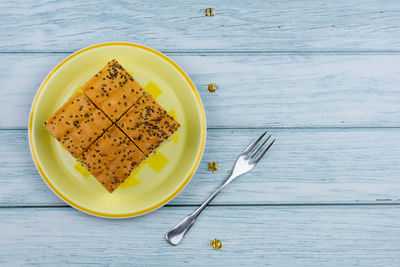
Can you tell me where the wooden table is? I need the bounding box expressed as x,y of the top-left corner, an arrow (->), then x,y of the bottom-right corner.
1,1 -> 400,265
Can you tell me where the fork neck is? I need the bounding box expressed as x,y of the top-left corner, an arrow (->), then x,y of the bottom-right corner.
191,172 -> 239,218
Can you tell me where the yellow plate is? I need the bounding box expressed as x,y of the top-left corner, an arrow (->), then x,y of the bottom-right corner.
28,42 -> 206,218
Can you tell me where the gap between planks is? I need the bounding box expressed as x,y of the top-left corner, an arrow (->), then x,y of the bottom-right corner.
3,50 -> 400,55
1,202 -> 400,209
3,126 -> 400,131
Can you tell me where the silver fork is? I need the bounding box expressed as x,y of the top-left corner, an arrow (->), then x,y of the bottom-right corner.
165,131 -> 275,245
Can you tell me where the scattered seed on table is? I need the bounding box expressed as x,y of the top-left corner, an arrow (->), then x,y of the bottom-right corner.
207,83 -> 217,93
205,8 -> 215,16
208,162 -> 218,172
210,239 -> 223,250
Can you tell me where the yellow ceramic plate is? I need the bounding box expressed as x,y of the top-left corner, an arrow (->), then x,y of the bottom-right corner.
29,42 -> 206,218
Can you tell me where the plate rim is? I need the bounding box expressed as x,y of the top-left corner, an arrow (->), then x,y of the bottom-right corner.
28,42 -> 206,218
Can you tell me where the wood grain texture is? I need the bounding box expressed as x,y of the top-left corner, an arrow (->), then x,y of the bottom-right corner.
2,128 -> 400,206
1,1 -> 400,264
1,206 -> 399,266
1,53 -> 400,128
1,1 -> 400,52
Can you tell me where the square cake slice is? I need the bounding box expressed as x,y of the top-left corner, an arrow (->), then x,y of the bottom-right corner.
79,125 -> 145,193
116,93 -> 180,156
82,59 -> 145,121
45,92 -> 112,158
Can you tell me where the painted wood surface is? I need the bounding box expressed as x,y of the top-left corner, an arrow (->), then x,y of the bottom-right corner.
1,0 -> 400,265
1,53 -> 400,128
1,128 -> 400,206
1,0 -> 400,52
1,206 -> 400,266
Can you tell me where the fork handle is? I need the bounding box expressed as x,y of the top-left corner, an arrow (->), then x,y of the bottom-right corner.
165,173 -> 238,245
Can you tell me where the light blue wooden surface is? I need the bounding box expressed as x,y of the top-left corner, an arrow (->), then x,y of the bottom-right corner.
1,206 -> 400,266
2,128 -> 400,205
2,53 -> 400,128
1,1 -> 400,266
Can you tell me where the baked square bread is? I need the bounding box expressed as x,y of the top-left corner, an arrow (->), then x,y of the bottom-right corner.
45,92 -> 112,158
79,125 -> 146,193
117,93 -> 180,156
45,59 -> 180,193
82,59 -> 145,121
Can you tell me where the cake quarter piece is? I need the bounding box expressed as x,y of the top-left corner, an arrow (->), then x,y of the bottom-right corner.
82,59 -> 145,121
79,125 -> 146,193
45,92 -> 112,158
117,93 -> 180,156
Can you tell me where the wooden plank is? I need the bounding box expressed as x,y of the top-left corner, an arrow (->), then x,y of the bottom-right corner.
2,128 -> 400,206
1,206 -> 399,266
1,1 -> 400,52
2,53 -> 400,128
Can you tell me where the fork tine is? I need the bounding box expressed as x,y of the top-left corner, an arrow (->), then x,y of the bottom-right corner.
242,131 -> 267,155
249,135 -> 271,159
251,139 -> 275,164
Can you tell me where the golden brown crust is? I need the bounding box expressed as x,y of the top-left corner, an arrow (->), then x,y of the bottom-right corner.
45,59 -> 180,193
117,93 -> 180,156
45,92 -> 112,158
82,59 -> 145,121
79,125 -> 145,193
